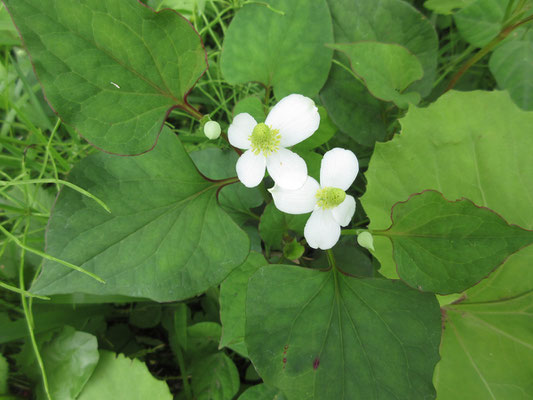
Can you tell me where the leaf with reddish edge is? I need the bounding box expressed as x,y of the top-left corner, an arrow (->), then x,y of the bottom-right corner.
361,91 -> 533,279
3,0 -> 207,155
435,245 -> 533,399
376,190 -> 533,294
245,264 -> 441,400
30,129 -> 249,302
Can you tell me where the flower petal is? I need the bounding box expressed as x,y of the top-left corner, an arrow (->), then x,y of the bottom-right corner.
265,94 -> 320,147
320,148 -> 359,191
236,150 -> 266,188
304,208 -> 341,250
269,177 -> 319,214
331,195 -> 356,227
266,148 -> 307,190
228,113 -> 256,149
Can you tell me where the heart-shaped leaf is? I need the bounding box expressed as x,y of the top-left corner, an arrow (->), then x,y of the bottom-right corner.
361,90 -> 533,278
321,0 -> 438,145
329,42 -> 424,108
434,245 -> 533,399
326,0 -> 438,96
221,0 -> 333,99
246,265 -> 441,400
4,0 -> 207,155
378,190 -> 533,294
31,129 -> 249,301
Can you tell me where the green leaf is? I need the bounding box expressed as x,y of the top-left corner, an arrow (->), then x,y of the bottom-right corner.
221,0 -> 333,99
320,65 -> 388,146
0,354 -> 7,395
219,252 -> 267,356
38,326 -> 99,400
329,42 -> 423,108
187,322 -> 222,359
77,351 -> 172,400
4,0 -> 207,155
259,203 -> 307,249
489,39 -> 533,110
31,130 -> 249,301
129,303 -> 162,329
434,245 -> 533,399
424,0 -> 477,14
361,90 -> 533,279
378,190 -> 533,294
0,304 -> 110,344
190,352 -> 240,400
233,96 -> 266,122
283,240 -> 304,261
238,384 -> 287,400
454,0 -> 509,47
190,148 -> 263,221
326,0 -> 438,96
245,265 -> 441,400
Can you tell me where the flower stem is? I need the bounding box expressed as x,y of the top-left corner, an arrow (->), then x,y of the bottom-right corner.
326,249 -> 337,271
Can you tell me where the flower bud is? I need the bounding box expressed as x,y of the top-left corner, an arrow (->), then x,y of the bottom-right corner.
204,121 -> 221,140
357,231 -> 375,251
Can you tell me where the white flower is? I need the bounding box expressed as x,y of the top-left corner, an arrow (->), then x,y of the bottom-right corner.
228,94 -> 320,189
269,148 -> 359,250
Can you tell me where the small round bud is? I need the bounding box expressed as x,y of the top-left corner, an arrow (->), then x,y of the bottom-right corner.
204,121 -> 221,140
357,231 -> 375,251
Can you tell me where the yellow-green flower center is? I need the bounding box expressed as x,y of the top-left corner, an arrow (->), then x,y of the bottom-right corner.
249,123 -> 281,156
316,187 -> 346,209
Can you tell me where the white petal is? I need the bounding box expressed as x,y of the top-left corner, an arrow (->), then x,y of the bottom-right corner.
266,148 -> 307,190
331,195 -> 356,227
236,150 -> 266,188
320,148 -> 359,191
269,177 -> 319,214
304,208 -> 341,250
228,113 -> 256,149
265,94 -> 320,147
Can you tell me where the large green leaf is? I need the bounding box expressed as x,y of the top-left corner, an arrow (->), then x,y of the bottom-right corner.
4,0 -> 207,155
454,0 -> 509,47
320,65 -> 388,146
377,190 -> 533,294
326,0 -> 438,96
219,252 -> 267,356
77,351 -> 172,400
37,326 -> 99,400
361,90 -> 533,279
424,0 -> 477,14
489,39 -> 533,110
238,384 -> 287,400
329,42 -> 424,108
220,0 -> 333,99
245,265 -> 441,400
434,245 -> 533,399
190,353 -> 240,400
31,130 -> 249,301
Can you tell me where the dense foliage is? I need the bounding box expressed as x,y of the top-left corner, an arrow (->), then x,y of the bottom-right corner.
0,0 -> 532,399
